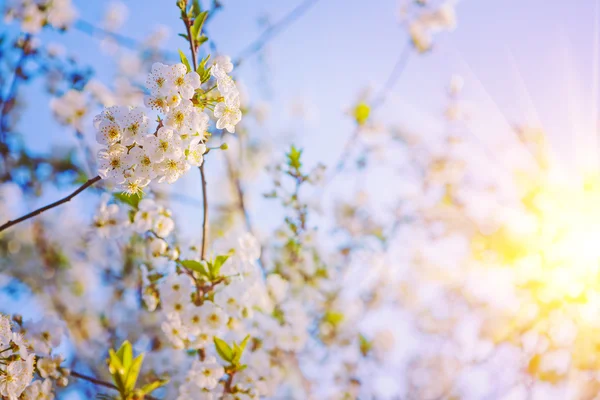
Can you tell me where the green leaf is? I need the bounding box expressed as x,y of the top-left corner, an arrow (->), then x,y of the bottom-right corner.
214,337 -> 233,362
178,33 -> 189,40
178,49 -> 191,73
287,145 -> 302,171
210,253 -> 231,277
324,311 -> 344,326
353,102 -> 370,126
108,349 -> 126,393
140,379 -> 169,395
239,334 -> 251,352
359,333 -> 372,357
191,11 -> 208,41
108,349 -> 124,376
180,259 -> 210,277
117,340 -> 133,371
124,354 -> 144,393
113,192 -> 143,209
191,0 -> 201,17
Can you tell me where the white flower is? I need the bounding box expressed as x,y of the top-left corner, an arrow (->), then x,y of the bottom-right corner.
146,127 -> 183,163
165,100 -> 201,136
214,94 -> 241,133
161,316 -> 188,349
27,317 -> 64,355
214,281 -> 248,317
37,356 -> 62,379
97,144 -> 128,182
157,154 -> 189,184
170,64 -> 201,100
160,273 -> 194,304
126,144 -> 157,181
190,356 -> 224,389
213,56 -> 233,74
0,354 -> 35,400
22,378 -> 54,400
266,274 -> 289,303
0,314 -> 12,347
21,4 -> 44,34
153,215 -> 175,238
50,90 -> 88,130
186,138 -> 207,167
121,107 -> 149,146
11,332 -> 30,360
147,63 -> 175,96
202,302 -> 226,333
212,65 -> 236,95
133,199 -> 160,232
47,0 -> 77,29
93,199 -> 130,238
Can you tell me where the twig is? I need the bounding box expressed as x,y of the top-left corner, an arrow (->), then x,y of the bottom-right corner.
73,20 -> 178,61
371,40 -> 412,108
328,41 -> 412,181
181,7 -> 209,260
233,0 -> 320,67
199,164 -> 209,260
0,175 -> 101,232
71,370 -> 159,400
71,371 -> 117,391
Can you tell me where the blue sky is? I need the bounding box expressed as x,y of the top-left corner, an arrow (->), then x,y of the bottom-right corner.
3,0 -> 599,236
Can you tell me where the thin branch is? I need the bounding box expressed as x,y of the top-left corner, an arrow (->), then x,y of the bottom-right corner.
371,40 -> 412,108
328,41 -> 413,181
73,20 -> 178,61
199,164 -> 209,260
0,175 -> 101,233
233,0 -> 320,67
181,6 -> 209,260
71,370 -> 159,400
71,371 -> 117,391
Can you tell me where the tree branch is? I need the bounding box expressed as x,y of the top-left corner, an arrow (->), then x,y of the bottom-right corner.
0,175 -> 101,233
182,3 -> 209,260
71,370 -> 159,400
233,0 -> 320,67
71,371 -> 117,391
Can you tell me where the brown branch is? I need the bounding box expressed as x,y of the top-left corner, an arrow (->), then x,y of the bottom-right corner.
0,175 -> 101,233
181,5 -> 209,261
72,370 -> 159,400
71,371 -> 117,391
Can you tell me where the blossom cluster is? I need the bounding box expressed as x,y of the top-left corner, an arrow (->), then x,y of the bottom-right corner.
401,0 -> 457,52
0,315 -> 35,399
94,60 -> 241,194
4,0 -> 77,34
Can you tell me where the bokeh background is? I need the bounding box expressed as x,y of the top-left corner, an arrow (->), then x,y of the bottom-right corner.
3,0 -> 600,399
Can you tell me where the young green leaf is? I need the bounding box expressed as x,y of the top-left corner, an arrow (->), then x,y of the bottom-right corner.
214,337 -> 233,362
124,354 -> 144,393
287,145 -> 303,170
180,259 -> 210,277
140,379 -> 169,395
353,102 -> 370,126
178,49 -> 191,73
113,192 -> 143,209
191,11 -> 208,41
